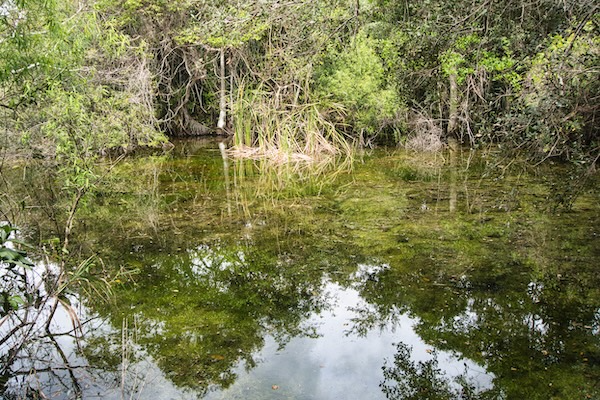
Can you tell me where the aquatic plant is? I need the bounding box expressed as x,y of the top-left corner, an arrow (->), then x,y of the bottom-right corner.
230,81 -> 353,163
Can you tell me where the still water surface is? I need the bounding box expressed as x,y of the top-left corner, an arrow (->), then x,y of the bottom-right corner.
2,139 -> 599,399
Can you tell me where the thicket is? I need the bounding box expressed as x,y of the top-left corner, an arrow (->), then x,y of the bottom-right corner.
369,0 -> 599,162
1,0 -> 598,162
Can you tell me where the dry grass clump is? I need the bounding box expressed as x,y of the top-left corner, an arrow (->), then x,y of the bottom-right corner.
405,113 -> 445,152
228,145 -> 314,164
228,129 -> 344,165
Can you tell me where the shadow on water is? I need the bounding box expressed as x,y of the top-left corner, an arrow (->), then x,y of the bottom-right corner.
1,138 -> 599,399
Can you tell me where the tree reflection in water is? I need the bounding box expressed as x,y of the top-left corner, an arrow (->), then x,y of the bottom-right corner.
0,263 -> 85,399
381,342 -> 499,400
2,143 -> 599,399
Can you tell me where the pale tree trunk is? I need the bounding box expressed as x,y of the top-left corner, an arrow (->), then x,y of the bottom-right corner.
217,48 -> 227,132
219,141 -> 232,216
448,137 -> 458,213
448,73 -> 458,137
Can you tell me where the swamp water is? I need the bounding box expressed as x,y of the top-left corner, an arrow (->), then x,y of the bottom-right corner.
2,139 -> 600,399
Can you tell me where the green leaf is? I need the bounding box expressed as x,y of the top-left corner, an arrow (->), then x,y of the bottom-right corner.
58,294 -> 72,306
0,247 -> 20,261
10,239 -> 35,249
9,295 -> 25,310
0,225 -> 14,242
0,246 -> 34,268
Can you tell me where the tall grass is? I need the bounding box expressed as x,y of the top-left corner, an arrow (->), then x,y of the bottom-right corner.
230,82 -> 353,163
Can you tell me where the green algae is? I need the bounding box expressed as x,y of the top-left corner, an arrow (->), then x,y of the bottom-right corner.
5,139 -> 599,399
75,141 -> 600,398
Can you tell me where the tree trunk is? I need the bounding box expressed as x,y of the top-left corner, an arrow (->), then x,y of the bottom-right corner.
219,141 -> 232,216
217,48 -> 227,132
448,137 -> 458,213
448,73 -> 459,138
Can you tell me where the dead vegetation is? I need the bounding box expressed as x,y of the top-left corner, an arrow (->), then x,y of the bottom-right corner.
405,112 -> 446,152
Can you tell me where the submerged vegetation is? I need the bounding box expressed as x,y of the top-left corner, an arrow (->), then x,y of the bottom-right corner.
2,143 -> 599,398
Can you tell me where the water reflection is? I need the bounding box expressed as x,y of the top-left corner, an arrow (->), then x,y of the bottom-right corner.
87,240 -> 332,396
0,261 -> 86,399
2,140 -> 599,399
204,280 -> 491,400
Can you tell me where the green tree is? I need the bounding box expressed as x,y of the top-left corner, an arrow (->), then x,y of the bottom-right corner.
316,30 -> 403,140
368,0 -> 598,160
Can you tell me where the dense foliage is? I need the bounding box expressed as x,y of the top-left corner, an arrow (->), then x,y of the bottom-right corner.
0,0 -> 166,154
368,0 -> 599,159
1,0 -> 597,162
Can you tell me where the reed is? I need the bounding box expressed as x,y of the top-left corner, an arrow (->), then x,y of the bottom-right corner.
230,83 -> 353,164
